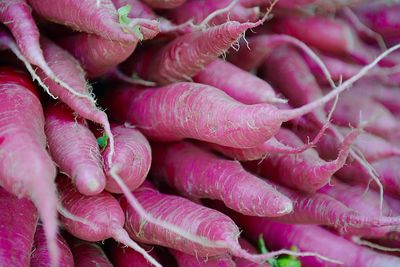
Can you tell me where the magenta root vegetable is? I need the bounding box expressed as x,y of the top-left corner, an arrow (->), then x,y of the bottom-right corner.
70,240 -> 113,267
45,102 -> 106,195
37,38 -> 115,165
59,34 -> 138,79
30,225 -> 74,267
56,175 -> 161,267
270,182 -> 400,228
165,0 -> 259,25
236,217 -> 400,267
171,249 -> 236,267
247,128 -> 359,192
0,67 -> 59,266
151,141 -> 293,217
27,0 -> 135,42
121,183 -> 335,264
0,187 -> 38,267
107,241 -> 157,267
193,59 -> 283,104
127,20 -> 259,84
102,124 -> 152,193
101,70 -> 371,149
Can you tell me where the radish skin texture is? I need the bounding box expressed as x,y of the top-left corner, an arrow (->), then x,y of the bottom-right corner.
45,102 -> 106,196
107,241 -> 157,267
297,126 -> 400,162
111,0 -> 156,19
354,2 -> 400,39
165,0 -> 259,25
59,34 -> 138,78
171,249 -> 236,267
247,128 -> 358,192
121,184 -> 242,257
57,175 -> 130,241
236,217 -> 400,267
0,0 -> 56,79
37,38 -> 115,165
193,59 -> 280,105
207,126 -> 329,161
151,142 -> 293,217
30,225 -> 74,267
319,180 -> 400,238
325,89 -> 400,140
337,157 -> 400,196
269,15 -> 374,64
235,239 -> 270,267
0,187 -> 38,267
260,45 -> 322,108
102,124 -> 151,193
101,82 -> 283,148
27,0 -> 135,42
122,183 -> 320,264
101,80 -> 355,149
56,176 -> 160,267
71,241 -> 112,267
128,21 -> 257,84
0,67 -> 59,266
141,0 -> 186,9
270,182 -> 400,228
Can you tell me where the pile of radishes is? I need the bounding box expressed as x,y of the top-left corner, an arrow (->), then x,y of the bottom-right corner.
1,0 -> 400,266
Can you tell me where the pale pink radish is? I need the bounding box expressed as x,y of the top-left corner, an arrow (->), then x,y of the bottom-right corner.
193,59 -> 284,104
30,225 -> 74,267
0,67 -> 59,266
337,157 -> 400,196
121,183 -> 340,264
165,0 -> 259,26
247,129 -> 359,192
57,175 -> 161,267
101,53 -> 393,150
58,17 -> 159,78
151,141 -> 293,217
207,125 -> 327,161
269,15 -> 389,65
171,249 -> 236,267
297,126 -> 400,162
45,102 -> 106,196
0,0 -> 84,96
107,241 -> 157,267
236,217 -> 400,267
27,0 -> 135,42
325,89 -> 400,140
0,187 -> 38,267
37,38 -> 115,166
270,181 -> 400,228
126,20 -> 262,85
102,124 -> 151,194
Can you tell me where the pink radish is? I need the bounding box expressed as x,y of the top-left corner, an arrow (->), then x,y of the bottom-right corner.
0,67 -> 59,266
45,102 -> 106,196
151,141 -> 293,217
0,187 -> 38,267
57,175 -> 161,267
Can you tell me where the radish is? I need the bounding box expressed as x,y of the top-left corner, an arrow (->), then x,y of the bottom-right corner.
27,0 -> 136,42
45,102 -> 106,195
121,183 -> 340,264
0,67 -> 59,266
0,187 -> 38,267
151,141 -> 293,217
30,225 -> 74,267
